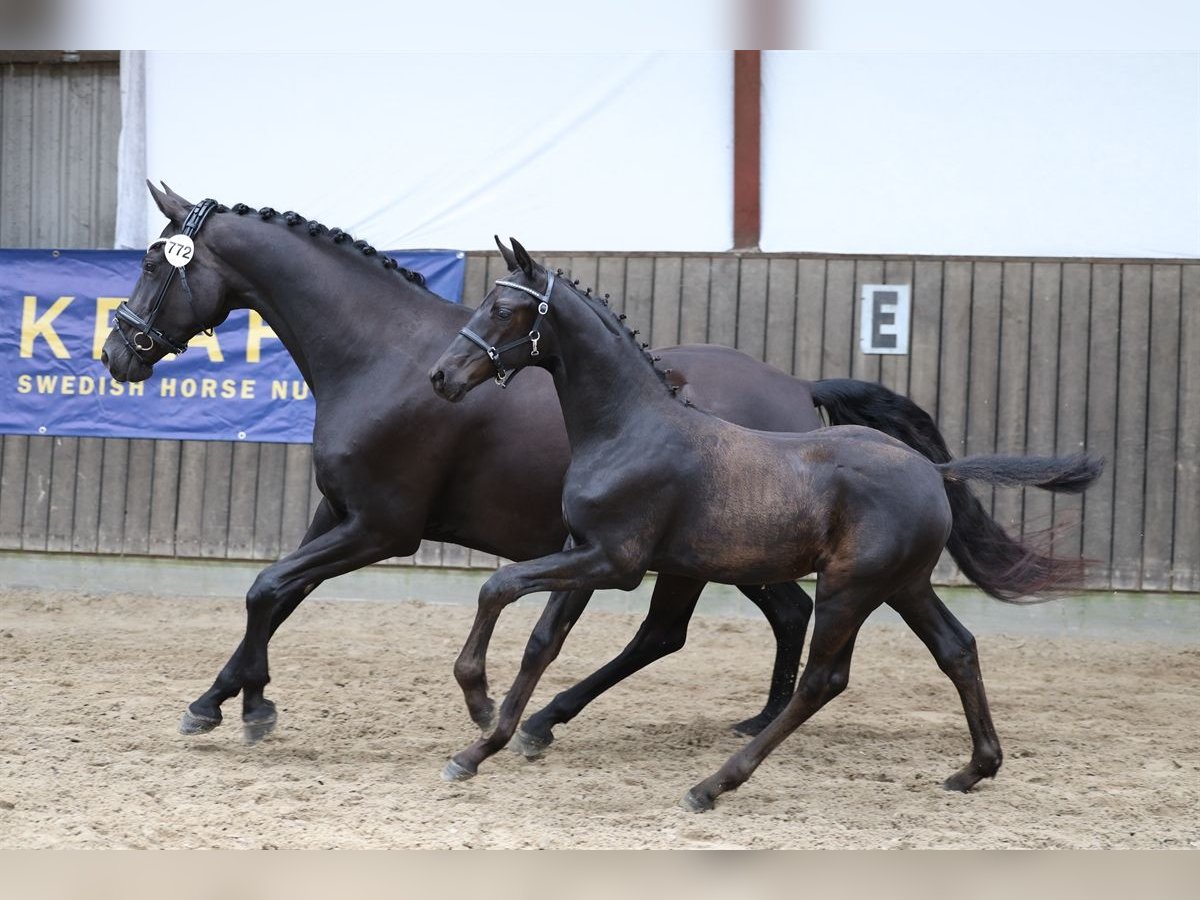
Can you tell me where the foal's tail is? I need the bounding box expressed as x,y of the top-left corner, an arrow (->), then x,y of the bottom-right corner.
810,378 -> 1103,602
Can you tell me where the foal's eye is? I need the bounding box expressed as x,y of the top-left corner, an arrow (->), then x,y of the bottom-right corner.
493,306 -> 513,320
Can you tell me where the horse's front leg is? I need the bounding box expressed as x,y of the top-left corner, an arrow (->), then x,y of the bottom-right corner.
444,543 -> 642,780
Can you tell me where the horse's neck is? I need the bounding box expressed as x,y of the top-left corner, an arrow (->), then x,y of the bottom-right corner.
548,291 -> 680,450
216,222 -> 465,391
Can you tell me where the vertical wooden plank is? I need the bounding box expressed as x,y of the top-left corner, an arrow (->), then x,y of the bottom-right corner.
21,436 -> 53,551
174,440 -> 207,558
1110,265 -> 1152,590
966,262 -> 1003,516
121,438 -> 155,556
792,259 -> 827,382
850,260 -> 884,383
226,442 -> 260,559
821,260 -> 856,379
1174,266 -> 1200,592
764,258 -> 798,374
442,541 -> 472,570
1082,264 -> 1121,589
933,262 -> 973,585
0,436 -> 29,549
707,258 -> 740,348
198,440 -> 233,559
414,540 -> 444,567
147,440 -> 181,557
279,443 -> 316,554
568,256 -> 600,298
735,257 -> 768,361
96,438 -> 129,554
595,257 -> 627,318
46,437 -> 79,552
1052,263 -> 1092,562
623,258 -> 655,339
1021,263 -> 1062,539
650,256 -> 683,349
70,437 -> 104,553
908,261 -> 944,420
466,549 -> 500,571
679,258 -> 713,346
252,442 -> 287,561
1140,265 -> 1182,590
993,262 -> 1033,534
879,260 -> 913,395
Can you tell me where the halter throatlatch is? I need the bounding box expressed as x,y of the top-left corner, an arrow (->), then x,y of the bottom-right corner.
113,198 -> 220,361
458,270 -> 555,388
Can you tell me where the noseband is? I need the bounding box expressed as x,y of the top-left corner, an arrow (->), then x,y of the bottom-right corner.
457,270 -> 555,388
113,198 -> 219,360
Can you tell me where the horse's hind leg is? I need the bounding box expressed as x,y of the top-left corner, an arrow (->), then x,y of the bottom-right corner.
890,585 -> 1003,791
731,582 -> 813,736
515,573 -> 707,755
181,498 -> 341,736
683,579 -> 878,812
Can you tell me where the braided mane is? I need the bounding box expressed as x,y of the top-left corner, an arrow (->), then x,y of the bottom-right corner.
544,265 -> 690,405
222,202 -> 428,287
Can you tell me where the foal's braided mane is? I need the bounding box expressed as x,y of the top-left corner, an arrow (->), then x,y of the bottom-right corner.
220,202 -> 428,288
545,265 -> 690,405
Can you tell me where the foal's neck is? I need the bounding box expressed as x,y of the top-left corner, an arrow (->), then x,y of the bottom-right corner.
545,286 -> 683,450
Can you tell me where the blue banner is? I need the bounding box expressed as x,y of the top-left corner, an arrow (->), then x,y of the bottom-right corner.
0,249 -> 465,443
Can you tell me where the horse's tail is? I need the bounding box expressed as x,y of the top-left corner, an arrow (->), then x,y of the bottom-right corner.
810,378 -> 1102,602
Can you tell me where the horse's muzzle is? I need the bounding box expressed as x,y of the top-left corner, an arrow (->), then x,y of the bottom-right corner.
429,366 -> 466,403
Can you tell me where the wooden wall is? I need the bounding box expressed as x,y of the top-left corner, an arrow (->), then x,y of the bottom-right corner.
2,252 -> 1197,593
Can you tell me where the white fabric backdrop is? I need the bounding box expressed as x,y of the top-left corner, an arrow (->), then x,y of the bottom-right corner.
761,51 -> 1200,257
131,51 -> 732,251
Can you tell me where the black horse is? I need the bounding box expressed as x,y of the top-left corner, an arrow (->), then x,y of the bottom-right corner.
429,239 -> 1101,811
102,185 -> 1084,751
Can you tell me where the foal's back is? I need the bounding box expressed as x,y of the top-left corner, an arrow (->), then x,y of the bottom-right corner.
647,421 -> 953,586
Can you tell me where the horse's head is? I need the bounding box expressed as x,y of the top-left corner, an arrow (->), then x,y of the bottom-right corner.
101,182 -> 235,382
430,237 -> 558,402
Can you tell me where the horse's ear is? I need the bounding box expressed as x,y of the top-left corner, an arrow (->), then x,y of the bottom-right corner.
494,235 -> 518,272
509,237 -> 536,277
146,180 -> 190,225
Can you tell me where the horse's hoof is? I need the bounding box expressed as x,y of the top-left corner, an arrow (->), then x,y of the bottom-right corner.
943,770 -> 983,793
442,758 -> 477,782
730,713 -> 772,737
509,727 -> 552,759
242,703 -> 278,745
178,708 -> 221,735
680,790 -> 714,813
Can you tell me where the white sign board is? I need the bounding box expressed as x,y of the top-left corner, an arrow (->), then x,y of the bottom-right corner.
860,284 -> 911,355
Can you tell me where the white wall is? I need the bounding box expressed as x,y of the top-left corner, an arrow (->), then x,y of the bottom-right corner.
140,51 -> 732,251
761,52 -> 1200,256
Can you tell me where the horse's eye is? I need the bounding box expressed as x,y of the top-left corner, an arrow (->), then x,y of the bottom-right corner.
143,262 -> 156,275
493,306 -> 513,320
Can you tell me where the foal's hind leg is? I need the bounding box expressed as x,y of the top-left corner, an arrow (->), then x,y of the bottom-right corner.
683,580 -> 878,812
180,499 -> 341,736
515,573 -> 707,755
731,582 -> 813,736
890,585 -> 1003,791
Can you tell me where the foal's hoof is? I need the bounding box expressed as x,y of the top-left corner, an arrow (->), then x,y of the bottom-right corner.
679,790 -> 715,813
242,701 -> 278,745
509,727 -> 552,759
442,758 -> 477,782
178,708 -> 222,735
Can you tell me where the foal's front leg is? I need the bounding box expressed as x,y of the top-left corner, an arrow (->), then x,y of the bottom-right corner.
444,543 -> 642,781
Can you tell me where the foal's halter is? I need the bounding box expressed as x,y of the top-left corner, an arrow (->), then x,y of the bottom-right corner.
113,198 -> 219,360
458,270 -> 555,388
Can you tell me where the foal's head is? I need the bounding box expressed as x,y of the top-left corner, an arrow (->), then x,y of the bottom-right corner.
430,237 -> 557,401
101,182 -> 238,382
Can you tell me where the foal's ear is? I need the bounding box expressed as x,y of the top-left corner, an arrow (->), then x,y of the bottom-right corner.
494,235 -> 519,272
146,180 -> 191,225
509,237 -> 536,277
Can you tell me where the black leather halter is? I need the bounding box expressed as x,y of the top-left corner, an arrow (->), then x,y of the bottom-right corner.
458,270 -> 555,388
113,198 -> 219,360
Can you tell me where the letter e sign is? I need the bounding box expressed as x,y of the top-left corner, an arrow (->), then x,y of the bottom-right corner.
860,285 -> 910,355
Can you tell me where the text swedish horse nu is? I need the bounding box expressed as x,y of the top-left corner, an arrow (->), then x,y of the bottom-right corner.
429,240 -> 1101,811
